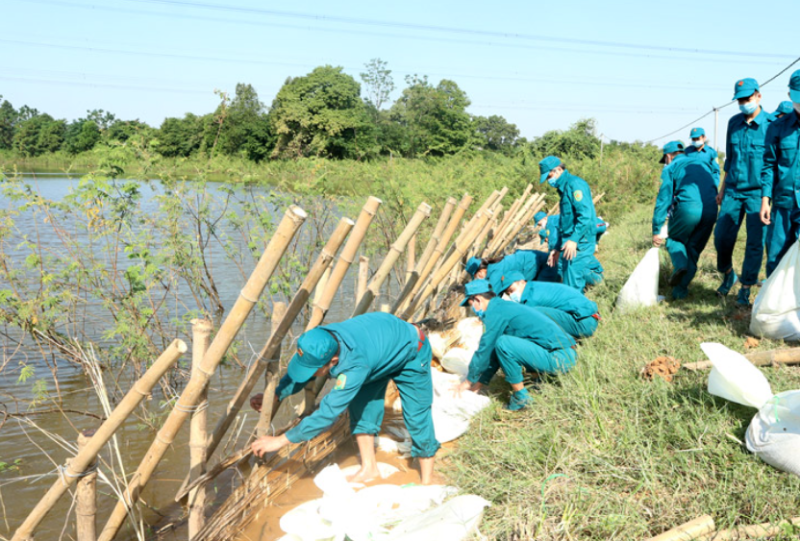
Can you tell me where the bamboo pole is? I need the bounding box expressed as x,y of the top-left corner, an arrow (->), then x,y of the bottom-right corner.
492,193 -> 546,256
356,256 -> 369,305
495,184 -> 532,237
391,197 -> 456,315
255,302 -> 287,438
398,194 -> 472,314
405,233 -> 416,284
12,339 -> 186,541
187,319 -> 213,539
192,217 -> 354,474
486,192 -> 534,255
683,347 -> 800,371
98,207 -> 309,541
307,196 -> 381,331
312,266 -> 330,307
75,429 -> 97,541
380,303 -> 391,312
646,515 -> 716,541
351,202 -> 432,317
472,205 -> 500,258
440,190 -> 497,269
697,517 -> 800,541
402,210 -> 492,320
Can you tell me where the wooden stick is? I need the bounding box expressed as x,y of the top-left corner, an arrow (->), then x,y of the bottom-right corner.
98,207 -> 309,541
683,347 -> 800,371
487,192 -> 539,255
75,429 -> 97,541
312,266 -> 330,307
351,202 -> 432,316
357,256 -> 369,305
255,302 -> 286,438
493,194 -> 546,256
406,233 -> 416,284
697,517 -> 800,540
646,515 -> 716,541
391,197 -> 456,315
307,196 -> 381,330
12,339 -> 186,541
188,318 -> 213,539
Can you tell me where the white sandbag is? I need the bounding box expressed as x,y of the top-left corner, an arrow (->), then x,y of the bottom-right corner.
440,347 -> 472,377
340,462 -> 400,480
430,370 -> 491,443
701,342 -> 773,409
427,332 -> 448,360
280,499 -> 342,541
750,240 -> 800,340
616,247 -> 660,313
385,494 -> 491,541
456,317 -> 484,350
746,390 -> 800,477
658,223 -> 668,239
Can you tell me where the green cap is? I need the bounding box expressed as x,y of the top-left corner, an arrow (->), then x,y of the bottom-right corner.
460,279 -> 492,306
287,327 -> 339,383
465,257 -> 483,277
733,78 -> 759,100
689,127 -> 705,139
534,211 -> 547,223
790,70 -> 800,103
494,270 -> 526,294
771,101 -> 794,120
539,156 -> 562,184
660,140 -> 685,164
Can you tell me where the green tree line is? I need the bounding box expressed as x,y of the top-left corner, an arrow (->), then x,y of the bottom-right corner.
0,59 -> 643,162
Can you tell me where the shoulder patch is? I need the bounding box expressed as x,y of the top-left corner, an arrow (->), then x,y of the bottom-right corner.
334,374 -> 347,390
573,190 -> 583,202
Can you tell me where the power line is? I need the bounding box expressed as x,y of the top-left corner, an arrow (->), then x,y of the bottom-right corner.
646,56 -> 800,144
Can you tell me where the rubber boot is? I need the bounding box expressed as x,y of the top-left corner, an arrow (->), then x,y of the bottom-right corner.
717,269 -> 738,297
736,286 -> 751,307
505,388 -> 534,411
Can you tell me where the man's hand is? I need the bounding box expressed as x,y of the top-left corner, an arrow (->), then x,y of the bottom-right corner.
547,250 -> 560,267
760,197 -> 772,225
716,189 -> 724,206
251,434 -> 290,457
562,240 -> 578,261
451,380 -> 481,398
250,393 -> 264,413
652,235 -> 663,247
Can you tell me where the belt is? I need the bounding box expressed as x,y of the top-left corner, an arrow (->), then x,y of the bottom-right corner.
413,324 -> 426,351
591,313 -> 601,321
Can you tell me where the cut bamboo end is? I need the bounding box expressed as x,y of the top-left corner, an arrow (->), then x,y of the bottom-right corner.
288,205 -> 308,221
647,515 -> 716,541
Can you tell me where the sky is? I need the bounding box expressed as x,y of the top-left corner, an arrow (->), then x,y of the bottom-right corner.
2,0 -> 798,150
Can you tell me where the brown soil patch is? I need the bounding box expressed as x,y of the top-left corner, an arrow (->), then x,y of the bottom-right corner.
641,356 -> 681,383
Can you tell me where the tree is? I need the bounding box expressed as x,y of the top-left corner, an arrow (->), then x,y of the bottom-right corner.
269,66 -> 376,159
0,97 -> 17,150
108,119 -> 153,143
473,115 -> 520,154
13,114 -> 66,156
205,83 -> 275,161
360,58 -> 395,118
85,109 -> 117,133
388,76 -> 473,157
530,118 -> 601,159
64,120 -> 102,154
154,113 -> 204,157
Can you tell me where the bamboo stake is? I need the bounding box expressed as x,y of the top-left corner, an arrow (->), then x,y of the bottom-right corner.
391,197 -> 456,315
398,194 -> 472,314
98,207 -> 309,541
487,191 -> 535,255
255,302 -> 286,438
683,347 -> 800,371
12,339 -> 186,541
188,318 -> 213,539
351,202 -> 432,317
439,190 -> 497,269
75,429 -> 97,541
380,303 -> 391,312
488,192 -> 542,255
472,205 -> 500,258
646,515 -> 716,541
697,517 -> 800,541
192,217 -> 354,475
402,210 -> 492,320
307,196 -> 381,331
493,194 -> 546,256
312,266 -> 330,307
405,233 -> 416,284
356,256 -> 369,305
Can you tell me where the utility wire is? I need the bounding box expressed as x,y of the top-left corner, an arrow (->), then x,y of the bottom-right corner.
646,56 -> 800,144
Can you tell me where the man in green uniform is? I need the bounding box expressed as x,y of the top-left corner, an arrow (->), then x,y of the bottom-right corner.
685,127 -> 721,184
453,280 -> 576,411
652,141 -> 718,299
493,270 -> 600,338
539,155 -> 602,291
250,312 -> 439,484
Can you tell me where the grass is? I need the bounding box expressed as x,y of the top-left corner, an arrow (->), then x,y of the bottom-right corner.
445,205 -> 800,540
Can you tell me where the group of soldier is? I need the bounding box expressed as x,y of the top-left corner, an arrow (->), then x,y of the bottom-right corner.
653,71 -> 800,303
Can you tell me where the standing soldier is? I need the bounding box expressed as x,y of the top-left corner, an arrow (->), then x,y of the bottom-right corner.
685,127 -> 720,184
770,101 -> 794,121
539,156 -> 603,291
760,71 -> 800,277
250,312 -> 439,484
714,78 -> 770,305
652,141 -> 718,299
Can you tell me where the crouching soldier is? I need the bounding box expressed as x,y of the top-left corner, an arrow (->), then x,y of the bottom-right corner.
494,270 -> 600,339
250,312 -> 440,484
454,279 -> 576,411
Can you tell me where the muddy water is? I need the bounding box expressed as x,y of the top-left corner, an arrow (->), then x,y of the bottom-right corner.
0,174 -> 403,540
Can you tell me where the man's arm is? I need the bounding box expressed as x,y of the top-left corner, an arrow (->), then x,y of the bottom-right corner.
652,166 -> 674,236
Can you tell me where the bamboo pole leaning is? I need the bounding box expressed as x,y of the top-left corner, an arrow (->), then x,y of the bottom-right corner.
356,256 -> 369,305
646,515 -> 716,541
487,192 -> 542,256
75,429 -> 97,541
12,339 -> 187,541
188,318 -> 213,539
492,193 -> 547,256
683,347 -> 800,371
190,217 -> 354,481
391,197 -> 456,315
486,191 -> 535,255
255,302 -> 287,438
97,206 -> 308,541
697,517 -> 800,541
437,190 -> 498,271
351,202 -> 432,317
402,209 -> 493,321
307,196 -> 381,331
396,194 -> 472,315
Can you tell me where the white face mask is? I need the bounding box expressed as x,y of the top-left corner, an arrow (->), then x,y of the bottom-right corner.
692,138 -> 704,148
794,102 -> 800,114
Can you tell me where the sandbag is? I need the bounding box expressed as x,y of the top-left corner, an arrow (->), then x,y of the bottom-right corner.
456,317 -> 483,350
750,240 -> 800,340
616,247 -> 660,313
702,342 -> 773,409
440,347 -> 472,377
430,369 -> 491,443
385,494 -> 491,541
427,332 -> 448,360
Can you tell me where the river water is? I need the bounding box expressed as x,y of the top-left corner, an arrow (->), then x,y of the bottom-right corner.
0,173 -> 399,540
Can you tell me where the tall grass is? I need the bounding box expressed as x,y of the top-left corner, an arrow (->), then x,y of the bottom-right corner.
446,206 -> 800,540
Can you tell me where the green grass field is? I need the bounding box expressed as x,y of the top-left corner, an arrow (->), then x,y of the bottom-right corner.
445,206 -> 800,540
